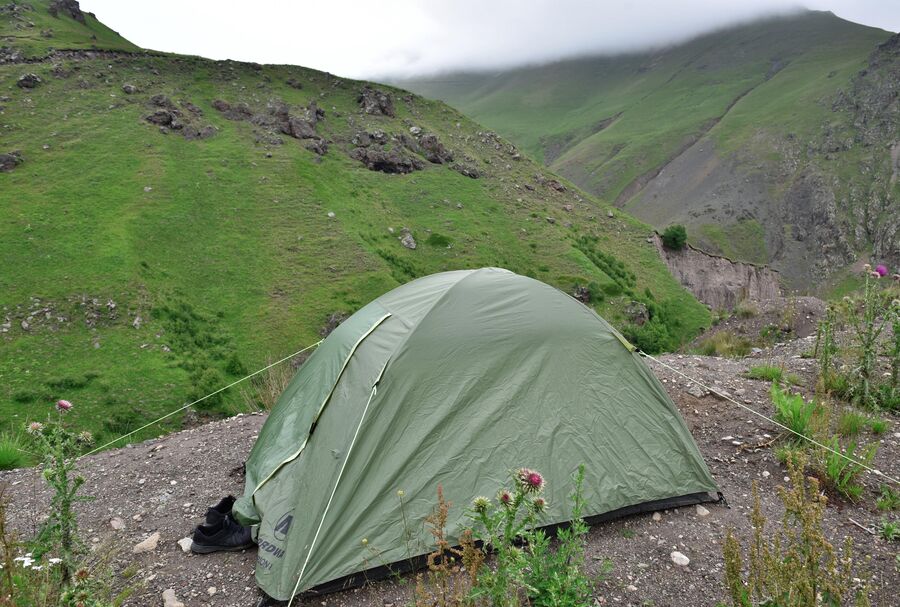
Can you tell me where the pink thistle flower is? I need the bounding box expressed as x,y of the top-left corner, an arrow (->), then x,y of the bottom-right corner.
875,265 -> 888,277
516,468 -> 545,493
497,489 -> 513,507
532,497 -> 548,512
56,399 -> 72,412
871,271 -> 881,279
26,421 -> 43,435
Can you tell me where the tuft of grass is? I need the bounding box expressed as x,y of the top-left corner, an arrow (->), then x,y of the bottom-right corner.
771,384 -> 817,443
697,331 -> 752,357
837,410 -> 867,437
735,299 -> 759,319
867,417 -> 888,435
746,365 -> 783,382
0,434 -> 27,471
820,436 -> 877,501
877,485 -> 900,511
879,519 -> 899,542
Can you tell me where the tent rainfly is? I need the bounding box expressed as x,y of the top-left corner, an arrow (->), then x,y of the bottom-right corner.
233,268 -> 718,601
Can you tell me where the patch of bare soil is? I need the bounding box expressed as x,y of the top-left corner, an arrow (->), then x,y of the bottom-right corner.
2,336 -> 898,607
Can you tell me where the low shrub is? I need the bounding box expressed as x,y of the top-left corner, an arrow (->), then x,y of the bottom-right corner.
697,331 -> 752,357
661,224 -> 687,250
722,452 -> 870,607
820,436 -> 877,501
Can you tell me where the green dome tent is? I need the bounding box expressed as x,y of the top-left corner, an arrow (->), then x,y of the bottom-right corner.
233,268 -> 718,601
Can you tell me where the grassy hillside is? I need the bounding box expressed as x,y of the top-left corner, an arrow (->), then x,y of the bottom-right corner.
400,12 -> 899,289
0,1 -> 709,449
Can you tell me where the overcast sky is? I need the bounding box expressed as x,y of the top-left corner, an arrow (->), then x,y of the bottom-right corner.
80,1 -> 899,79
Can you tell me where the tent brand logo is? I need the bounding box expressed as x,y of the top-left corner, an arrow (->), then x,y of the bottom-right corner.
273,511 -> 294,541
258,540 -> 284,559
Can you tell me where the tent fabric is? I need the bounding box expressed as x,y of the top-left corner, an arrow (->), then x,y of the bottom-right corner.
233,268 -> 718,601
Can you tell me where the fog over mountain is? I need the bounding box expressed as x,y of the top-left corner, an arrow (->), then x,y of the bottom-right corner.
80,0 -> 899,78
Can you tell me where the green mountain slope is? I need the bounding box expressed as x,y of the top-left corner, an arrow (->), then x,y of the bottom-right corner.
400,12 -> 899,289
0,1 -> 708,446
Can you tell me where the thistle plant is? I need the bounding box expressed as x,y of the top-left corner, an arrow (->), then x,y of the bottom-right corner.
840,266 -> 897,409
24,400 -> 95,582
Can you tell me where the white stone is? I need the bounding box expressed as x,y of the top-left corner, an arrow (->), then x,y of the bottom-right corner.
133,531 -> 160,554
327,211 -> 335,218
670,551 -> 690,567
695,505 -> 710,517
109,516 -> 125,530
162,589 -> 185,607
207,586 -> 217,596
762,471 -> 770,478
177,537 -> 193,553
651,512 -> 661,522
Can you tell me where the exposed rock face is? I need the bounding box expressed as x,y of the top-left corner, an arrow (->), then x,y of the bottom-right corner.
357,86 -> 395,117
652,235 -> 781,310
212,98 -> 325,150
48,0 -> 85,23
451,163 -> 479,179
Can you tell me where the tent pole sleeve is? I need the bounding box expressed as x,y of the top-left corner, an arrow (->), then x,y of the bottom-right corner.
287,367 -> 384,605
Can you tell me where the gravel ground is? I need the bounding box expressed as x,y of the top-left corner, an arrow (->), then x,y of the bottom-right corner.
2,336 -> 898,607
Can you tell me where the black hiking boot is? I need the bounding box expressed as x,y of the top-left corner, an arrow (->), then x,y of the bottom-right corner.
205,495 -> 236,525
191,516 -> 255,554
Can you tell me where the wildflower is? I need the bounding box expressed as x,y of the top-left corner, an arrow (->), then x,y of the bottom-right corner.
56,399 -> 73,412
48,557 -> 62,565
77,431 -> 94,445
497,489 -> 513,507
893,273 -> 900,282
471,496 -> 491,513
875,264 -> 888,277
532,497 -> 548,512
26,421 -> 43,435
863,263 -> 872,272
75,568 -> 90,581
871,271 -> 881,279
516,468 -> 545,493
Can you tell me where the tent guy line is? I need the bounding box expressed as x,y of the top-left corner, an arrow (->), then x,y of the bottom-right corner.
79,339 -> 325,459
639,351 -> 900,487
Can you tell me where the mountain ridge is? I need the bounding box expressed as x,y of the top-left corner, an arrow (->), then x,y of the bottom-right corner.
399,11 -> 899,290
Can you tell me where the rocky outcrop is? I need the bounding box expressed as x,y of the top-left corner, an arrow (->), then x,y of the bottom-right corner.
652,235 -> 781,310
0,151 -> 23,172
357,86 -> 395,117
48,0 -> 86,23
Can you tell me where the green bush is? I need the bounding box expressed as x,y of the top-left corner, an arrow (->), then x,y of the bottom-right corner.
878,519 -> 898,542
868,418 -> 888,435
425,233 -> 451,247
661,224 -> 687,250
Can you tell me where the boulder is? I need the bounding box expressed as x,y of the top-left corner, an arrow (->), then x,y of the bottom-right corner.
417,133 -> 453,164
286,78 -> 303,89
16,73 -> 41,89
182,125 -> 217,140
121,84 -> 137,95
149,94 -> 175,109
351,130 -> 388,147
0,151 -> 23,172
145,110 -> 176,126
400,230 -> 417,249
350,147 -> 424,174
161,589 -> 185,607
451,163 -> 479,179
305,138 -> 328,156
132,531 -> 160,554
287,117 -> 317,139
357,86 -> 395,117
625,301 -> 649,325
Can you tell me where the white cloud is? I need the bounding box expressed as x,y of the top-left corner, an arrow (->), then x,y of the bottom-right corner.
80,0 -> 899,79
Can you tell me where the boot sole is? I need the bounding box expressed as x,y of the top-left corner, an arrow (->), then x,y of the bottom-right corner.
190,542 -> 255,554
